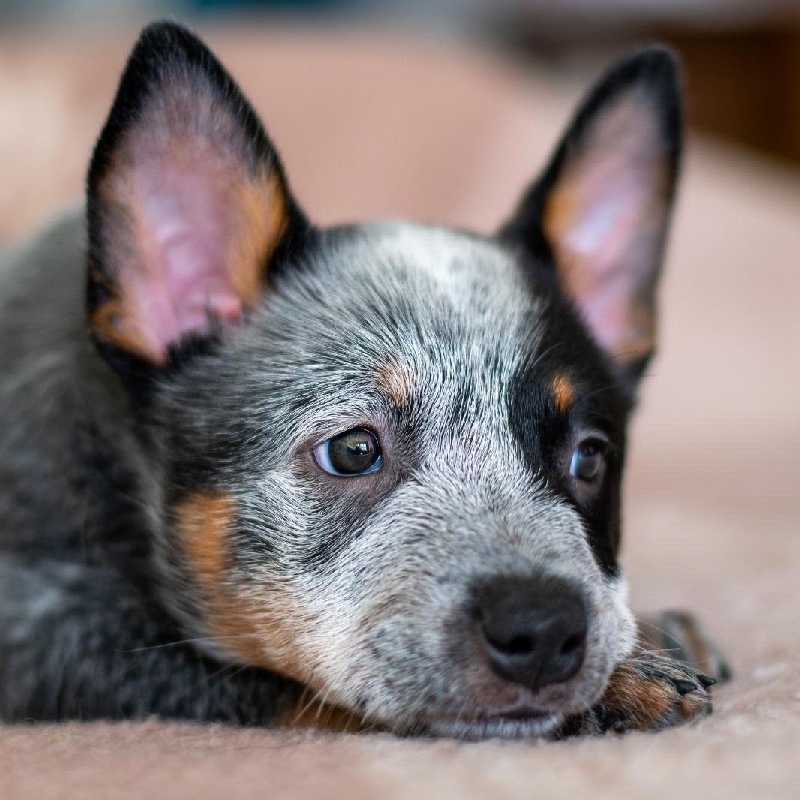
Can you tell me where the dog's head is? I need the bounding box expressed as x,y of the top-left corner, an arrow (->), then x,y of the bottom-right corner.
86,22 -> 681,738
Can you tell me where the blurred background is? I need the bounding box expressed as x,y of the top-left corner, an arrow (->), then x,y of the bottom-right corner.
2,0 -> 800,167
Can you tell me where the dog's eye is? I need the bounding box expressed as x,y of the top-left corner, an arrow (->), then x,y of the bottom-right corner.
570,439 -> 606,482
313,429 -> 383,477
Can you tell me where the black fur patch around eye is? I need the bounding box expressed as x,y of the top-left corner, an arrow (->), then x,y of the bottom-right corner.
506,299 -> 630,578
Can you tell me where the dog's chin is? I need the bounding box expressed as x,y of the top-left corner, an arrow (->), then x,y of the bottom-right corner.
360,667 -> 609,741
419,710 -> 564,741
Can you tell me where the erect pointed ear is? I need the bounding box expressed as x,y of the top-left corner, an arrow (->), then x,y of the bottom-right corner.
87,22 -> 308,367
500,47 -> 682,387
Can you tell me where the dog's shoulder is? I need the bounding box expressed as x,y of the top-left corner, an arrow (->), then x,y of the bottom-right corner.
0,210 -> 138,560
0,209 -> 88,382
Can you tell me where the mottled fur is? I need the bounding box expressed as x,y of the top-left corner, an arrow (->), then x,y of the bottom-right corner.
0,22 -> 725,739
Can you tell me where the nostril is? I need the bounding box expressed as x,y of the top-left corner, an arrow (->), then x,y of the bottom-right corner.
486,633 -> 535,656
474,574 -> 589,691
559,632 -> 584,657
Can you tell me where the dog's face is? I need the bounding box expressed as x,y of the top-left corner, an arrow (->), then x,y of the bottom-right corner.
86,24 -> 680,738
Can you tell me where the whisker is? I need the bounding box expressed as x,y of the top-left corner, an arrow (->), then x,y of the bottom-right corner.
123,633 -> 255,654
522,341 -> 561,375
290,686 -> 325,727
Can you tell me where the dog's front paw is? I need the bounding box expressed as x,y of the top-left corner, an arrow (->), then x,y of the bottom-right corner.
637,610 -> 732,684
568,653 -> 714,736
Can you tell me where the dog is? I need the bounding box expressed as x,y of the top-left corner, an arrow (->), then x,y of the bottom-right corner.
0,21 -> 729,739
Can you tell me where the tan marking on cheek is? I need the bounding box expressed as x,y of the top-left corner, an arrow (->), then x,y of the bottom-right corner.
551,373 -> 576,414
374,360 -> 415,409
174,492 -> 308,683
177,493 -> 227,578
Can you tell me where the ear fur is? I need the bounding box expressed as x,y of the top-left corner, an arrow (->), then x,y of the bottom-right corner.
87,21 -> 307,367
500,47 -> 682,386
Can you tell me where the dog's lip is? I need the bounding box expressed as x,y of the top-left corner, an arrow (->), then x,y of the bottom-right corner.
481,705 -> 552,721
455,705 -> 553,724
422,709 -> 562,740
423,698 -> 558,725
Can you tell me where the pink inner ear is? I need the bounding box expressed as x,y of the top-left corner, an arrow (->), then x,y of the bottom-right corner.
546,91 -> 667,360
120,160 -> 247,361
92,71 -> 286,365
562,160 -> 663,355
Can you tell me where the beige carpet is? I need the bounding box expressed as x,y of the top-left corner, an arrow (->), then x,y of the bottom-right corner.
1,23 -> 798,800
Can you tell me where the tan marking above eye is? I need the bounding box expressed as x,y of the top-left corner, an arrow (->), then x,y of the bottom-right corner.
374,359 -> 415,410
551,373 -> 576,414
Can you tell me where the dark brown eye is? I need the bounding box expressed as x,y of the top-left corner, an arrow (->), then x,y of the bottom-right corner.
313,429 -> 382,476
570,440 -> 606,482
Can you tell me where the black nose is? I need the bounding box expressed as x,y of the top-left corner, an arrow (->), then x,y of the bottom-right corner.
475,574 -> 588,691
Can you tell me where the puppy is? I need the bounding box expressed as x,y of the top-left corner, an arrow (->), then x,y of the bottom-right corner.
0,22 -> 727,739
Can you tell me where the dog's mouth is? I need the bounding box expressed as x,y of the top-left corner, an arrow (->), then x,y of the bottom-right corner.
402,700 -> 566,741
286,692 -> 565,740
421,708 -> 563,741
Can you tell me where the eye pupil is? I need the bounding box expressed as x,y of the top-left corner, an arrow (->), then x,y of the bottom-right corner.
318,429 -> 382,476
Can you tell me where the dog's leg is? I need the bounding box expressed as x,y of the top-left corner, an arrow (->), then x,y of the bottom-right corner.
562,651 -> 715,736
637,610 -> 732,683
0,557 -> 290,723
561,611 -> 731,737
